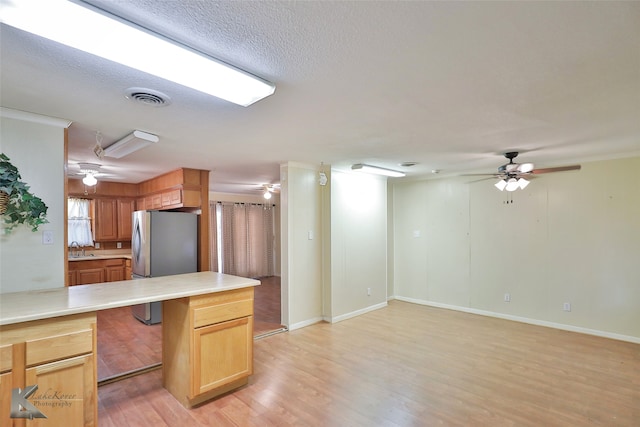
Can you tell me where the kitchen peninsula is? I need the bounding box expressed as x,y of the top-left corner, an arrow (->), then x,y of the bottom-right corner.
0,272 -> 259,426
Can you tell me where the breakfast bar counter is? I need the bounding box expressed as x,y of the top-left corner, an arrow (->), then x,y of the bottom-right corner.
0,272 -> 260,426
0,271 -> 259,325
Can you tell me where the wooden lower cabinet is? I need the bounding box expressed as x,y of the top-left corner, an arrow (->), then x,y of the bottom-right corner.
0,313 -> 97,427
25,354 -> 95,427
105,265 -> 124,282
163,287 -> 254,408
193,317 -> 252,396
124,259 -> 132,280
68,270 -> 78,287
69,258 -> 129,286
0,371 -> 12,427
76,268 -> 105,285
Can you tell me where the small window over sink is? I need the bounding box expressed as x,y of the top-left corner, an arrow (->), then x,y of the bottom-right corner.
68,198 -> 94,247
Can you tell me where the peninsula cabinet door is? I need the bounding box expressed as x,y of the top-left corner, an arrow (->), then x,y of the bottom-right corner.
0,371 -> 11,427
192,316 -> 253,397
24,354 -> 96,427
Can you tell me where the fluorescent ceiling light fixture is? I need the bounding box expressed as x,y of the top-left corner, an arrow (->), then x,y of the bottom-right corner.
351,164 -> 405,178
104,130 -> 159,159
1,0 -> 275,106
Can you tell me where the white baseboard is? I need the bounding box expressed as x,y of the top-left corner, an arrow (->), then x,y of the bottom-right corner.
288,316 -> 324,331
328,301 -> 388,324
394,296 -> 640,344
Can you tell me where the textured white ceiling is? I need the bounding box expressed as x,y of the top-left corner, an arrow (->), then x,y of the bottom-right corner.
1,1 -> 639,193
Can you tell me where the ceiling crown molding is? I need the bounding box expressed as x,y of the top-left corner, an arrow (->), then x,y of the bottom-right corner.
0,107 -> 72,129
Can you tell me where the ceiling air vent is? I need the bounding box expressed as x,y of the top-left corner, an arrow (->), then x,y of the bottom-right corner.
124,87 -> 171,107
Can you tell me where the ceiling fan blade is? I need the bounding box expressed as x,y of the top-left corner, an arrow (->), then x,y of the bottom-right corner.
530,165 -> 581,174
466,177 -> 496,183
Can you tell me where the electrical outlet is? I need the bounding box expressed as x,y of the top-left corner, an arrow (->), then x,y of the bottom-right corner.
116,242 -> 122,249
504,293 -> 511,302
563,302 -> 571,312
95,242 -> 100,249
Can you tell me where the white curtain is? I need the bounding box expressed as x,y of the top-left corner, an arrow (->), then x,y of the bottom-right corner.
68,198 -> 94,246
212,202 -> 275,278
209,201 -> 219,272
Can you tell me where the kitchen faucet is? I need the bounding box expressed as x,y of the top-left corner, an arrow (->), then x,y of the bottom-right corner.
70,241 -> 82,257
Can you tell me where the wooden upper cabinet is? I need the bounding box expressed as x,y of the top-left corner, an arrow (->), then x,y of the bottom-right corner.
94,198 -> 134,241
94,199 -> 118,241
117,199 -> 135,240
162,189 -> 181,207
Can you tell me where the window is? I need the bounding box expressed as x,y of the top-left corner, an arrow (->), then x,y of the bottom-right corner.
68,198 -> 94,247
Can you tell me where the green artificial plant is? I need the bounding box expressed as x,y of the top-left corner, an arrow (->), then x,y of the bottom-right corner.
0,153 -> 49,233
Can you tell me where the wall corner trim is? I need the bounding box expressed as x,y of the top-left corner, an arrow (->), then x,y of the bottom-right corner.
288,316 -> 325,331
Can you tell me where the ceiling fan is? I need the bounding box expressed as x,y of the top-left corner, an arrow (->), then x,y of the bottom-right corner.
69,163 -> 118,186
260,184 -> 280,200
470,152 -> 581,191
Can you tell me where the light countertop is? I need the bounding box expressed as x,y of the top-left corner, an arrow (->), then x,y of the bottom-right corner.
68,254 -> 132,261
68,249 -> 132,261
0,272 -> 260,326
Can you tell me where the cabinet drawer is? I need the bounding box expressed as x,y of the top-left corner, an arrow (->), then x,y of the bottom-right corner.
193,299 -> 253,328
26,329 -> 93,367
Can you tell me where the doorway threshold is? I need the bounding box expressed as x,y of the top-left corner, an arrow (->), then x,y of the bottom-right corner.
254,327 -> 288,340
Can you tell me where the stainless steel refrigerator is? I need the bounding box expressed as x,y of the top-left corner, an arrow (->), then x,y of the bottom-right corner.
131,210 -> 198,324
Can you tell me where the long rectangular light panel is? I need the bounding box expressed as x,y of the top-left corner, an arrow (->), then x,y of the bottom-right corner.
351,163 -> 406,177
1,0 -> 276,106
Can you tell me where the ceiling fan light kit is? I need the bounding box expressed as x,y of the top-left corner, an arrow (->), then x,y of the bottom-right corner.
1,0 -> 275,107
262,184 -> 280,199
495,177 -> 529,192
351,163 -> 406,178
78,162 -> 101,187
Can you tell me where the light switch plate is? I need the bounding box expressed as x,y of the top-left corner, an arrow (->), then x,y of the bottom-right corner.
42,230 -> 54,245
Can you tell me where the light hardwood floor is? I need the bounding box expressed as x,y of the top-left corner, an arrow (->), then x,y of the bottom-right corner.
98,300 -> 640,426
253,276 -> 285,336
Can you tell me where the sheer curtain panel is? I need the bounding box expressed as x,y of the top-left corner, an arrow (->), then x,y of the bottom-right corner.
68,198 -> 94,246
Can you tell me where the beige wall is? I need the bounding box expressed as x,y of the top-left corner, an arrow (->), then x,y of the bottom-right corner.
391,156 -> 640,342
280,163 -> 390,328
0,110 -> 69,293
329,170 -> 388,320
280,162 -> 324,329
